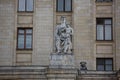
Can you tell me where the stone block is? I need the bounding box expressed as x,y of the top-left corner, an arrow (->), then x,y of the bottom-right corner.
18,15 -> 33,24
49,53 -> 75,69
96,45 -> 113,54
16,54 -> 32,62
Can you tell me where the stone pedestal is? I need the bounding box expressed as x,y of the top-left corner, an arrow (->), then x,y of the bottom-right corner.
47,68 -> 77,80
49,53 -> 75,68
47,53 -> 77,80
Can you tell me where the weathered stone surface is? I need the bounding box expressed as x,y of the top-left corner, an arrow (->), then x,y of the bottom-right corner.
32,0 -> 54,65
0,66 -> 47,80
73,0 -> 95,70
0,1 -> 120,80
47,68 -> 77,80
115,0 -> 120,70
0,0 -> 16,65
49,53 -> 75,68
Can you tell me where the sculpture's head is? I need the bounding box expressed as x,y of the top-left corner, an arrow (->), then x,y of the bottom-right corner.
60,16 -> 66,24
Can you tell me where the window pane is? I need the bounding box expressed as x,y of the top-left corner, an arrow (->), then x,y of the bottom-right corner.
18,0 -> 25,11
97,25 -> 104,40
18,29 -> 24,34
97,59 -> 104,65
105,0 -> 112,2
97,19 -> 104,24
26,0 -> 33,11
97,65 -> 104,71
65,0 -> 71,11
18,35 -> 24,49
26,29 -> 32,34
105,19 -> 112,24
106,65 -> 112,71
57,0 -> 64,11
26,35 -> 32,49
96,0 -> 104,1
96,0 -> 112,1
97,58 -> 113,71
105,59 -> 112,64
105,25 -> 111,40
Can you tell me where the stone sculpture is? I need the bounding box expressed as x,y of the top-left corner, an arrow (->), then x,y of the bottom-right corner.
80,62 -> 87,70
55,16 -> 73,53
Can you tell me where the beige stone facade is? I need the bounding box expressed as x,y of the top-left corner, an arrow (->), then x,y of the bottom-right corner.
0,0 -> 120,80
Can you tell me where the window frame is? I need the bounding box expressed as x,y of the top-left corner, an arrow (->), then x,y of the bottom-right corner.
17,28 -> 33,50
56,0 -> 72,12
96,58 -> 113,71
96,18 -> 113,41
96,0 -> 112,2
18,0 -> 34,12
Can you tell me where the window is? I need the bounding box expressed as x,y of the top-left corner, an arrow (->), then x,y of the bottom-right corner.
96,58 -> 113,71
17,28 -> 33,49
18,0 -> 33,12
96,18 -> 112,40
57,0 -> 72,12
96,0 -> 112,2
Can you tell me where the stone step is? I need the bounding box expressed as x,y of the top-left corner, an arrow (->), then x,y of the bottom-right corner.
0,66 -> 48,80
0,75 -> 47,79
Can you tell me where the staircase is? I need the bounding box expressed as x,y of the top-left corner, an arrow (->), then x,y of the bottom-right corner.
0,66 -> 118,80
0,66 -> 48,80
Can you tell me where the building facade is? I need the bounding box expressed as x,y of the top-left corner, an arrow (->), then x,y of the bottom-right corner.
0,0 -> 120,80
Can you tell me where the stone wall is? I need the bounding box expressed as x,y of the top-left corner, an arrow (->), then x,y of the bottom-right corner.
78,71 -> 117,80
115,0 -> 120,70
0,66 -> 118,80
32,0 -> 54,65
0,0 -> 16,65
73,0 -> 95,69
0,0 -> 119,71
0,66 -> 47,80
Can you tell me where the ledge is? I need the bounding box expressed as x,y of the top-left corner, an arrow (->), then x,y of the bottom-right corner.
96,2 -> 113,6
78,70 -> 117,77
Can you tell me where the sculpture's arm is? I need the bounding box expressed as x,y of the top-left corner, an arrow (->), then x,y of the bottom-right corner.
71,27 -> 73,35
67,24 -> 73,35
55,25 -> 59,38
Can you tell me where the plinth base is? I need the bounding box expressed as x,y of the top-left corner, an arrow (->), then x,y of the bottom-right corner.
47,68 -> 77,80
49,53 -> 75,69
